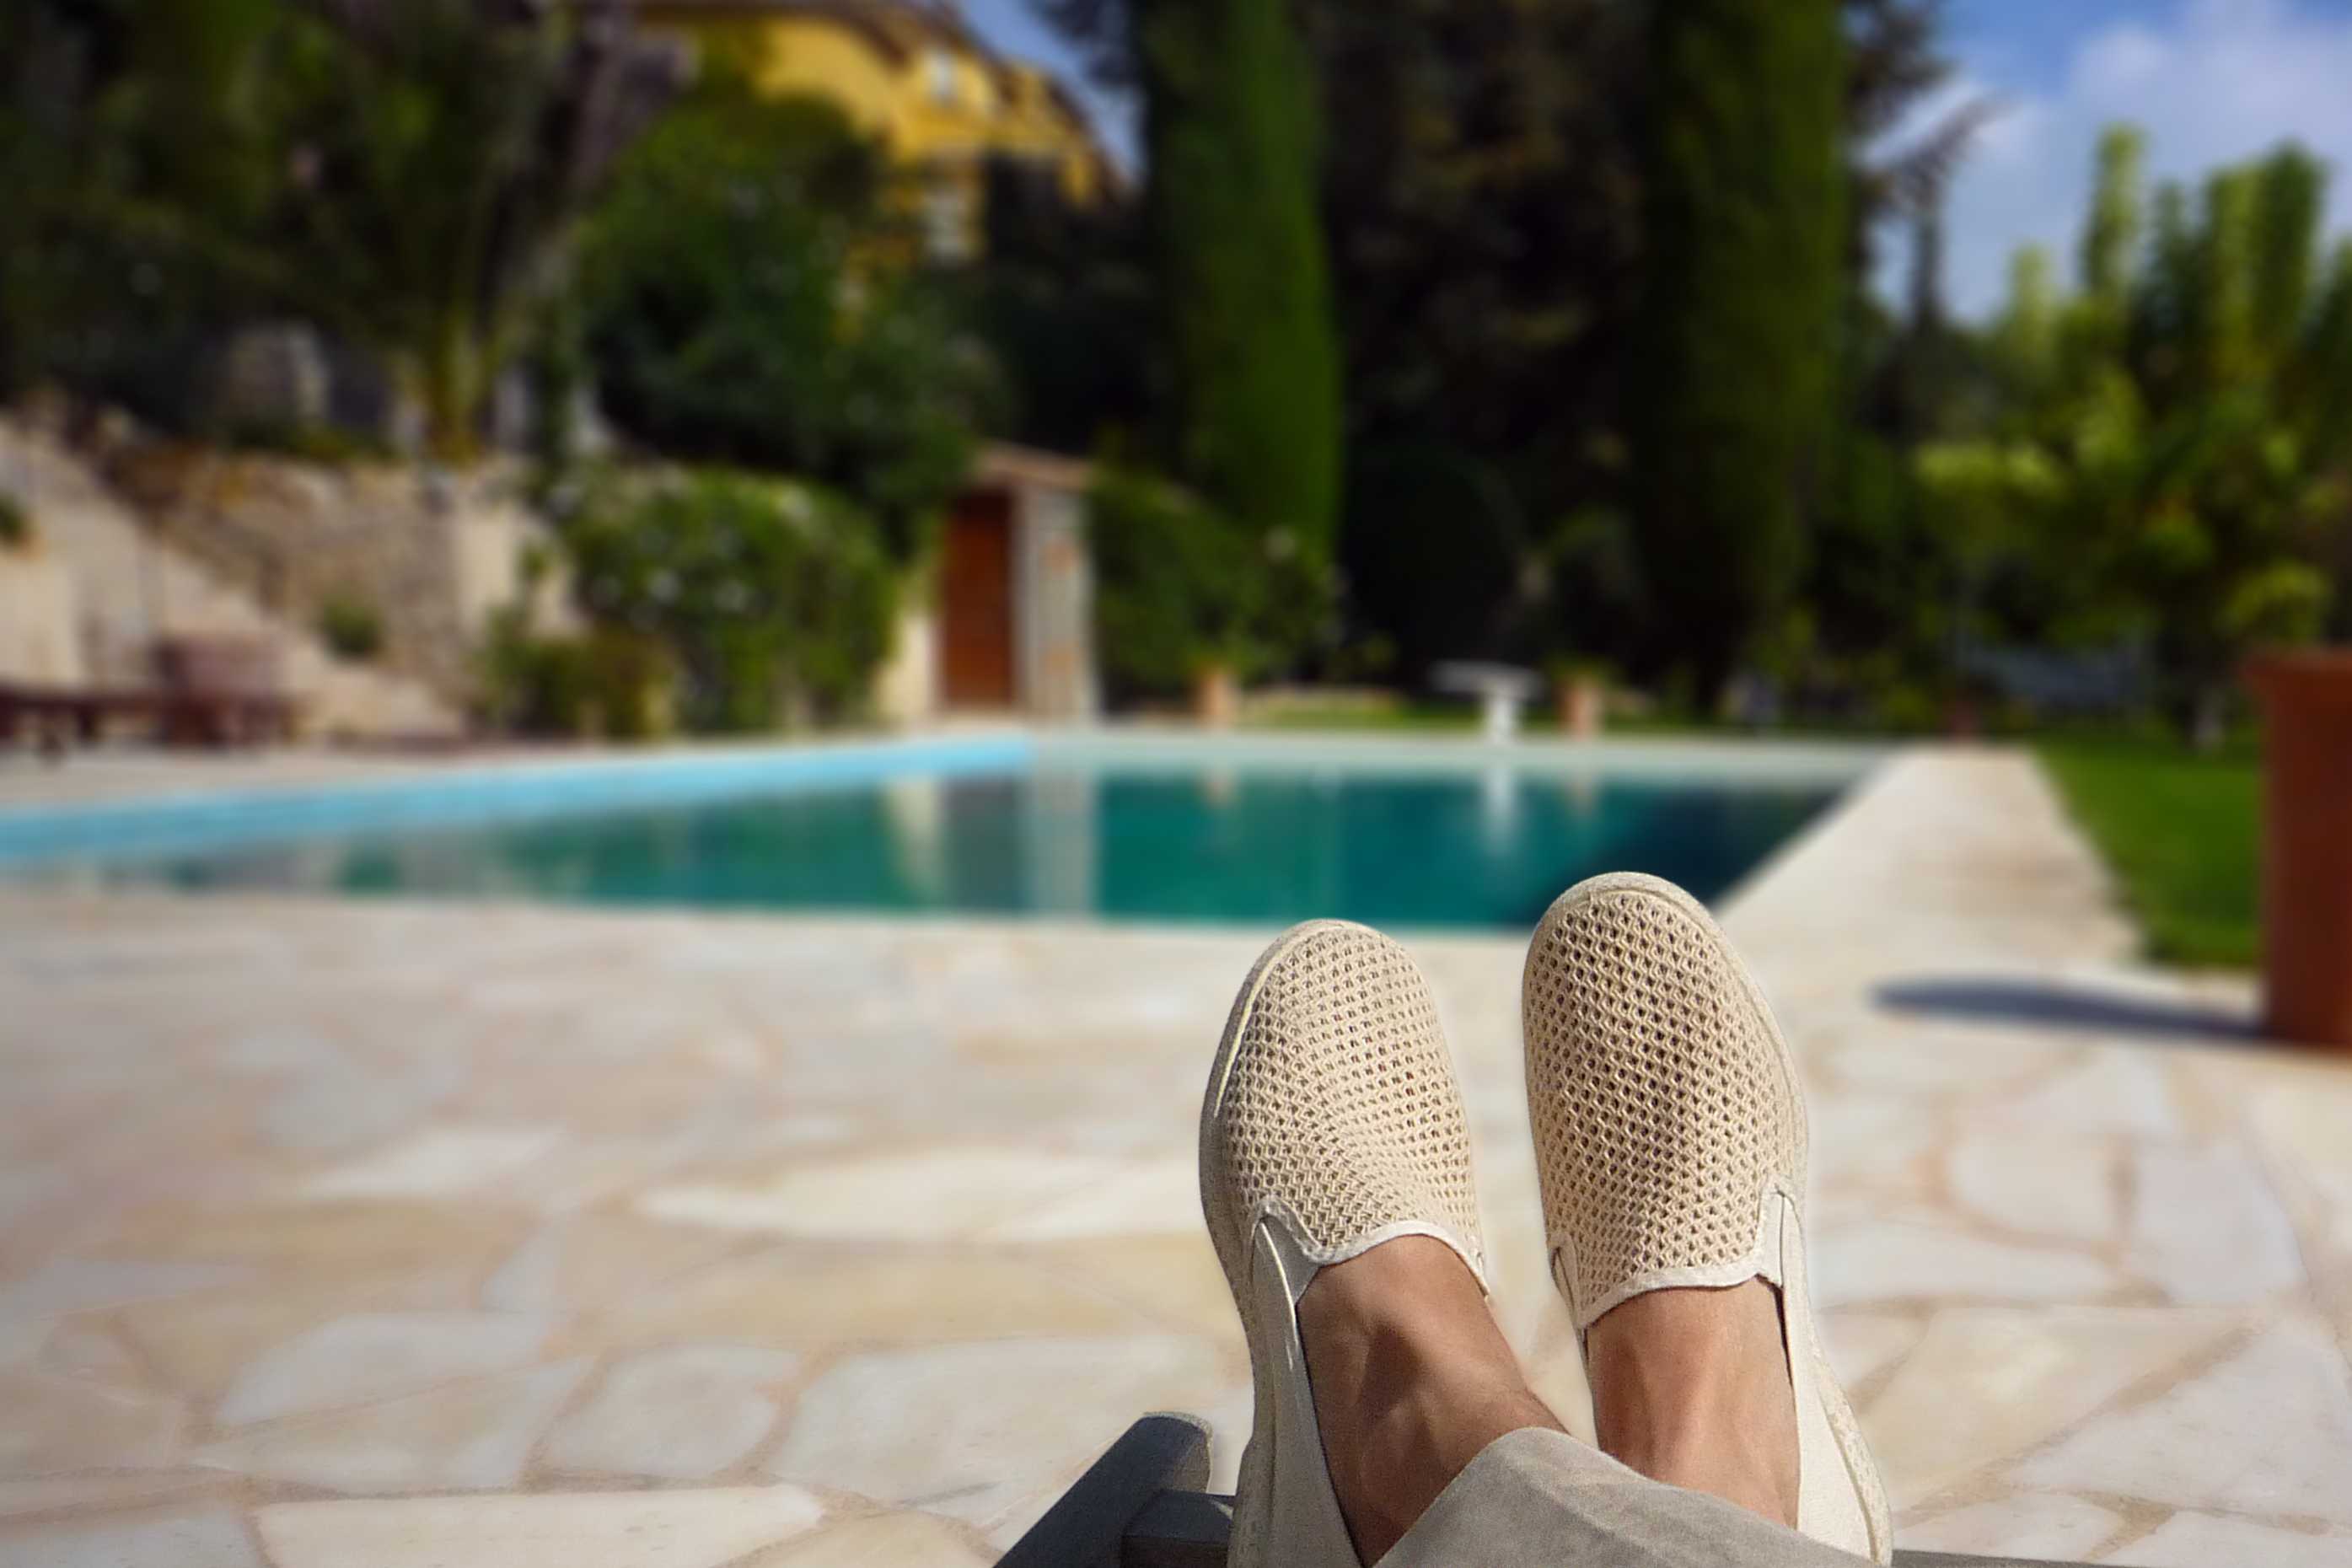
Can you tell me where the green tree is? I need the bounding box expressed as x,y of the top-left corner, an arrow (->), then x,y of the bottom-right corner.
578,77 -> 991,560
1136,0 -> 1341,590
1087,465 -> 1321,698
561,468 -> 898,733
1923,132 -> 2350,743
2,0 -> 679,458
1628,0 -> 1848,693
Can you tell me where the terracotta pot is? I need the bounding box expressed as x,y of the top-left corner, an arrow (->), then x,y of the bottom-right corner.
1555,677 -> 1605,739
1191,663 -> 1239,730
2247,650 -> 2352,1050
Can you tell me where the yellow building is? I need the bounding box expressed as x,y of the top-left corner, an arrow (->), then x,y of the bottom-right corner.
636,0 -> 1115,259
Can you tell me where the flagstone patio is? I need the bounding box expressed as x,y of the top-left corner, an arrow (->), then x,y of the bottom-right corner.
3,745 -> 2350,1566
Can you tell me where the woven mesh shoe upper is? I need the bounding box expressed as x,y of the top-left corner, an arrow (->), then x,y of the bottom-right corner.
1204,922 -> 1485,1287
1522,880 -> 1803,1324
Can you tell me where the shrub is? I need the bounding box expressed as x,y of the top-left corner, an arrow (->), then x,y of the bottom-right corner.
476,614 -> 673,741
1088,464 -> 1329,697
561,468 -> 897,733
316,593 -> 384,661
0,494 -> 28,549
579,78 -> 991,559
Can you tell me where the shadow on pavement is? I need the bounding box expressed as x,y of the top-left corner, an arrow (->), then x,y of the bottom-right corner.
1874,976 -> 2258,1045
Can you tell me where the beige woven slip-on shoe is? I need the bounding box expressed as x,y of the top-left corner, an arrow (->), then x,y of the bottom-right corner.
1522,873 -> 1893,1563
1201,920 -> 1488,1568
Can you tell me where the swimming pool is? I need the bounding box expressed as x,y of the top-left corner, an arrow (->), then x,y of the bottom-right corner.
0,734 -> 1876,929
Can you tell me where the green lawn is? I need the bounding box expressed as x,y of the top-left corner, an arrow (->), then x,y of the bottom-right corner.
2036,736 -> 2262,969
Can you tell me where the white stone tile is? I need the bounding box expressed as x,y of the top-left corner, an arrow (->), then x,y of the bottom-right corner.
0,1471 -> 224,1519
754,1512 -> 990,1567
0,1259 -> 248,1319
0,1321 -> 46,1370
639,1148 -> 1192,1241
1824,1034 -> 2067,1097
255,1486 -> 827,1568
543,1345 -> 798,1479
1821,1311 -> 1925,1390
1947,1133 -> 2117,1243
1999,1052 -> 2181,1138
0,1371 -> 185,1472
1814,1221 -> 2121,1308
2118,1512 -> 2352,1567
2127,1144 -> 2306,1304
1864,1307 -> 2238,1509
984,1155 -> 1198,1241
302,1127 -> 556,1200
1901,1493 -> 2124,1560
1808,1092 -> 1945,1201
767,1335 -> 1225,1528
216,1310 -> 556,1426
194,1360 -> 588,1492
0,1502 -> 261,1568
2244,1077 -> 2352,1270
2015,1317 -> 2352,1522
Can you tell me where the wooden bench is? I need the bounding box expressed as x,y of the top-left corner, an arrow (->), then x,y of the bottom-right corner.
0,681 -> 297,754
1000,1415 -> 2086,1568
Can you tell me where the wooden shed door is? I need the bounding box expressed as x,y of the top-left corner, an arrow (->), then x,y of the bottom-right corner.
940,489 -> 1015,708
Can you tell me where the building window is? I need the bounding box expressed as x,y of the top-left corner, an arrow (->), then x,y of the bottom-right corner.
927,48 -> 958,105
921,177 -> 975,262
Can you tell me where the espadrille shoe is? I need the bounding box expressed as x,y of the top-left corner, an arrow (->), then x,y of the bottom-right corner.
1522,873 -> 1893,1563
1201,920 -> 1489,1568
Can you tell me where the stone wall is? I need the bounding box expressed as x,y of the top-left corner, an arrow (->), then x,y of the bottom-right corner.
0,545 -> 83,685
89,441 -> 570,706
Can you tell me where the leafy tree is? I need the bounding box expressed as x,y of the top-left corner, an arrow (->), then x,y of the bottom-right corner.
578,77 -> 992,560
962,155 -> 1156,459
1920,132 -> 2351,742
560,468 -> 899,733
1036,0 -> 1972,694
0,0 -> 289,410
1627,0 -> 1848,693
1087,465 -> 1323,697
1137,0 -> 1342,587
2,0 -> 680,458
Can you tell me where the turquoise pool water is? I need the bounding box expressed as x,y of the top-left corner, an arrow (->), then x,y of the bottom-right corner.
0,739 -> 1858,929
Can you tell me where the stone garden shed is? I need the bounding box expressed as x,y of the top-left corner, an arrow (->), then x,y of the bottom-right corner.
874,443 -> 1098,724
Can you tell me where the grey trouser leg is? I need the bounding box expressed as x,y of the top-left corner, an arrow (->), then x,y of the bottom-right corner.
1379,1429 -> 1871,1568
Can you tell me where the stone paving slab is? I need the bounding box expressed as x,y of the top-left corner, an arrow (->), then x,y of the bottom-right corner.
2,746 -> 2349,1565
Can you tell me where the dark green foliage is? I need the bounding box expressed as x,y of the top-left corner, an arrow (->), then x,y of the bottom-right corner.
1032,0 -> 1977,699
1937,137 -> 2350,739
963,155 -> 1156,457
477,614 -> 673,741
578,78 -> 991,560
1137,0 -> 1341,571
1,0 -> 679,455
1315,0 -> 1643,679
1087,465 -> 1323,696
560,468 -> 898,733
317,594 -> 384,661
0,493 -> 28,549
1629,0 -> 1848,693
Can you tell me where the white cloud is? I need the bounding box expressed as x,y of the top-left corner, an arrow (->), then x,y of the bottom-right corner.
1908,0 -> 2352,320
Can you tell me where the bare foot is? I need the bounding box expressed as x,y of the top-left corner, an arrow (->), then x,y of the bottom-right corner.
1294,1236 -> 1563,1562
1585,1278 -> 1800,1528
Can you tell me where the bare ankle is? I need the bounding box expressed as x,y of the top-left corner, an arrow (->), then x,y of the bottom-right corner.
1587,1279 -> 1800,1528
1297,1237 -> 1563,1561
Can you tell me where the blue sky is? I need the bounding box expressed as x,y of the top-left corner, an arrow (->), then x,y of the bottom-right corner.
959,0 -> 2352,320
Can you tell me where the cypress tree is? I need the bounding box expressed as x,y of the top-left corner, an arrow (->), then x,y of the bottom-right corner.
1137,0 -> 1342,577
1628,0 -> 1846,693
